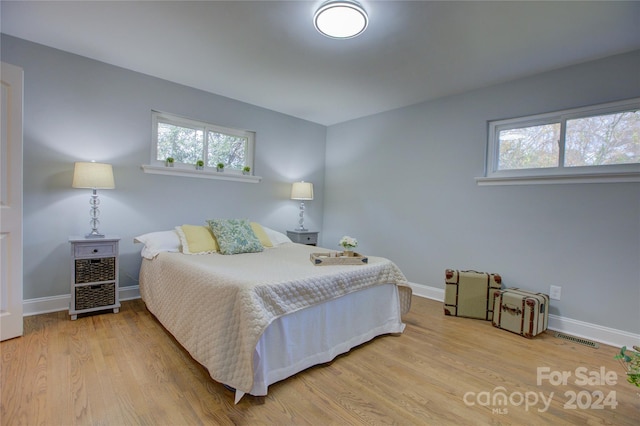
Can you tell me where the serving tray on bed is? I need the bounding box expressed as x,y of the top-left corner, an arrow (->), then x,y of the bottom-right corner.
310,252 -> 368,265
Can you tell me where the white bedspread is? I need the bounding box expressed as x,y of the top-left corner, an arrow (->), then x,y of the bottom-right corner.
139,242 -> 410,394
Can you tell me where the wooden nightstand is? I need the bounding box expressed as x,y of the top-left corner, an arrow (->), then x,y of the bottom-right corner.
287,230 -> 319,246
69,236 -> 121,320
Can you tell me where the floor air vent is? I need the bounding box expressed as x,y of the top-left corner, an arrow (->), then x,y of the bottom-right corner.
554,332 -> 599,348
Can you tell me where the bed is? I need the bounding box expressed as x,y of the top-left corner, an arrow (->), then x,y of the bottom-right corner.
136,223 -> 412,403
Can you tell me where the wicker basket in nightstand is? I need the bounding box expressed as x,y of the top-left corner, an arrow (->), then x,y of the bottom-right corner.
75,257 -> 116,283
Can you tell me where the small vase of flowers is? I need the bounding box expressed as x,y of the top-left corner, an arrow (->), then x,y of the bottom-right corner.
339,236 -> 358,257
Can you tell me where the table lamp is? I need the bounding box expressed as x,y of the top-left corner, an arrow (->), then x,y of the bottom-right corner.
72,161 -> 115,238
290,181 -> 314,231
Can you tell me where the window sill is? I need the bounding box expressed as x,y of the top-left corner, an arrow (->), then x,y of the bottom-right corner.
476,171 -> 640,186
141,165 -> 262,183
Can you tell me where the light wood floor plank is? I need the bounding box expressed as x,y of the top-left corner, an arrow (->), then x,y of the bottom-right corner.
2,296 -> 638,425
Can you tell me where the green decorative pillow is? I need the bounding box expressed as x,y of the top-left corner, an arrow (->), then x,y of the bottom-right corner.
207,219 -> 264,255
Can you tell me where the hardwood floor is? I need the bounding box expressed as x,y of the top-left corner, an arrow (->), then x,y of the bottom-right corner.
2,296 -> 638,425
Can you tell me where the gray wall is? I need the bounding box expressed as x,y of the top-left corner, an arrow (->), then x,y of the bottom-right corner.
323,50 -> 640,334
3,34 -> 639,334
1,35 -> 326,299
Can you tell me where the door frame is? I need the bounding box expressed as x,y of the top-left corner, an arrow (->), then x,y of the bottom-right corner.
1,61 -> 24,341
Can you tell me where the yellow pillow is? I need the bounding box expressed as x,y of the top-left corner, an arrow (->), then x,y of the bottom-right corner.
175,225 -> 219,254
250,222 -> 273,248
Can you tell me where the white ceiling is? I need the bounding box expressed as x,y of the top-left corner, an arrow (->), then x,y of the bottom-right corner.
2,1 -> 639,126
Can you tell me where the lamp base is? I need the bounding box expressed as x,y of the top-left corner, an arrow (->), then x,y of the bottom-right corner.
85,189 -> 106,238
295,201 -> 308,232
85,230 -> 105,239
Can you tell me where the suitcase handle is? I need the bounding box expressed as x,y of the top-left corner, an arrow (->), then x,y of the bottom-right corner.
502,304 -> 522,316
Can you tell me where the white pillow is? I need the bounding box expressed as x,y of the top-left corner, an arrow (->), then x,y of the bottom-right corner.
134,230 -> 181,259
261,226 -> 292,246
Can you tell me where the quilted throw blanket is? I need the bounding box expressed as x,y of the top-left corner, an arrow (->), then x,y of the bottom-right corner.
139,242 -> 410,394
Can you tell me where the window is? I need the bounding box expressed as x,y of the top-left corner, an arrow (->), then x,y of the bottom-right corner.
151,111 -> 255,174
483,98 -> 640,184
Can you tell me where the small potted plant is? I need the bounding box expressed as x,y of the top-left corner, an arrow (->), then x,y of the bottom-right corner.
216,162 -> 225,172
615,346 -> 640,388
242,166 -> 251,175
339,236 -> 358,257
195,160 -> 204,170
165,157 -> 175,167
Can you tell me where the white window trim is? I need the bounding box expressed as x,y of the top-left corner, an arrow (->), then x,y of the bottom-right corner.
143,111 -> 260,182
141,164 -> 262,183
479,98 -> 640,185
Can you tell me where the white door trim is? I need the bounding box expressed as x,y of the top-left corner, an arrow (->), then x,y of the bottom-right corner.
1,61 -> 24,341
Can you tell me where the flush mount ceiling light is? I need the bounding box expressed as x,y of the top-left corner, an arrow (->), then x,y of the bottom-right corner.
314,0 -> 369,39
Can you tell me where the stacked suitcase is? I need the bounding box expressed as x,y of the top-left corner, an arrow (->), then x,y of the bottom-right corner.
444,269 -> 502,321
492,288 -> 549,338
444,269 -> 549,338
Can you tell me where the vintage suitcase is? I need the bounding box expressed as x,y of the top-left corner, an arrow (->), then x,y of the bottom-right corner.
492,288 -> 549,338
444,269 -> 502,320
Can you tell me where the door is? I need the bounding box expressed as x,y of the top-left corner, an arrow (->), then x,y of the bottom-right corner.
1,62 -> 24,341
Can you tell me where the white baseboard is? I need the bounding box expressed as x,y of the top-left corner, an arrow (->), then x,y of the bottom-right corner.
23,285 -> 141,317
408,283 -> 639,349
410,282 -> 445,301
547,314 -> 640,349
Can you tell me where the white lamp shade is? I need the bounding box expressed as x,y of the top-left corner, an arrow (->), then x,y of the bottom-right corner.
291,181 -> 314,200
72,162 -> 115,189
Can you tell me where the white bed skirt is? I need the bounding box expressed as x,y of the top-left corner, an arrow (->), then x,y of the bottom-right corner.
239,283 -> 405,401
